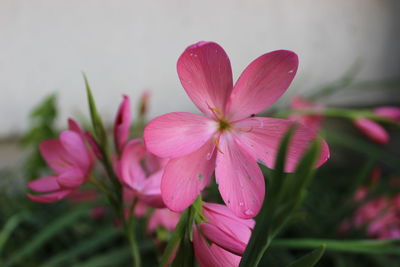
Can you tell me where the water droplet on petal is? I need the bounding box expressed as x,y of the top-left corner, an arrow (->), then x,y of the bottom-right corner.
197,173 -> 203,180
227,200 -> 231,204
244,209 -> 254,216
206,152 -> 212,160
288,69 -> 294,74
257,158 -> 266,165
239,202 -> 244,206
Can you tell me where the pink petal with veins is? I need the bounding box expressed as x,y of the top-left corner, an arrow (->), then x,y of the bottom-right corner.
177,41 -> 233,117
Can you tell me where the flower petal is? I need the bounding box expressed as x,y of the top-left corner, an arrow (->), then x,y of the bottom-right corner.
202,203 -> 254,245
114,95 -> 132,154
215,134 -> 265,219
139,170 -> 165,208
120,139 -> 147,190
200,222 -> 247,255
161,140 -> 216,212
27,175 -> 60,192
27,190 -> 72,203
354,118 -> 389,145
177,41 -> 233,117
60,130 -> 91,171
226,50 -> 298,120
144,112 -> 215,158
193,227 -> 241,267
56,168 -> 86,189
39,139 -> 74,173
234,117 -> 330,172
203,202 -> 255,229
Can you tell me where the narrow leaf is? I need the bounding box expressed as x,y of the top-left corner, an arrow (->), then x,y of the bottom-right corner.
287,245 -> 326,267
4,205 -> 92,267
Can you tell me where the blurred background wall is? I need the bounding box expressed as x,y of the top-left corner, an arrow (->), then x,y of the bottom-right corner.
0,0 -> 399,138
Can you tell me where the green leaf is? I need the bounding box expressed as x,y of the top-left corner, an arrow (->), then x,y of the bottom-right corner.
0,212 -> 27,255
240,131 -> 321,267
4,205 -> 92,267
42,227 -> 118,267
73,247 -> 131,267
287,245 -> 326,267
160,209 -> 190,266
272,238 -> 400,255
240,127 -> 296,267
83,73 -> 108,147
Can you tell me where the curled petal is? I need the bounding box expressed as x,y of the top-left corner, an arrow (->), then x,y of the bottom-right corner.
139,170 -> 165,208
354,118 -> 389,145
200,222 -> 247,255
144,112 -> 215,158
120,139 -> 147,190
215,134 -> 265,219
234,117 -> 329,172
161,140 -> 216,212
226,50 -> 298,120
114,95 -> 132,154
27,190 -> 72,203
27,176 -> 60,192
193,227 -> 241,267
56,168 -> 86,189
177,41 -> 233,117
39,139 -> 74,173
59,130 -> 91,171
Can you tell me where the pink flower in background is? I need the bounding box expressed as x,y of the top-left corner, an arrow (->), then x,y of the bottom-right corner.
289,96 -> 324,132
114,95 -> 132,154
353,106 -> 400,145
374,106 -> 400,122
144,41 -> 329,218
120,139 -> 167,208
27,119 -> 94,203
193,202 -> 255,266
354,118 -> 389,145
147,208 -> 180,233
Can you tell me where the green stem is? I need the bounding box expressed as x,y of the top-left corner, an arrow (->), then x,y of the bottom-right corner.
124,218 -> 141,267
271,238 -> 400,255
276,108 -> 400,125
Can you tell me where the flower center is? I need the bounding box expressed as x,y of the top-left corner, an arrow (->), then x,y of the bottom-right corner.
218,119 -> 231,132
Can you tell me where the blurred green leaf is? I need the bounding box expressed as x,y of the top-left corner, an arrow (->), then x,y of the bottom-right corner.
287,245 -> 326,267
272,238 -> 400,255
42,226 -> 118,267
83,74 -> 107,147
73,247 -> 131,267
240,130 -> 321,267
4,205 -> 92,267
0,212 -> 27,255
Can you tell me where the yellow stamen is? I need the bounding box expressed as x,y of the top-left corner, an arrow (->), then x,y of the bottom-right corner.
214,138 -> 224,154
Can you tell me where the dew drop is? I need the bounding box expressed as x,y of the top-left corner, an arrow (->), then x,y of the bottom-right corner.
244,209 -> 254,216
288,69 -> 294,74
227,200 -> 231,204
251,199 -> 257,204
197,173 -> 204,180
239,202 -> 244,206
206,152 -> 212,160
257,158 -> 266,165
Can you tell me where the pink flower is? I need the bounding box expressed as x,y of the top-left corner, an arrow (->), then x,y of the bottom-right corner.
144,41 -> 329,218
114,95 -> 132,155
374,106 -> 400,122
289,96 -> 324,132
193,202 -> 254,267
354,118 -> 389,145
147,208 -> 180,233
27,119 -> 94,203
120,139 -> 167,208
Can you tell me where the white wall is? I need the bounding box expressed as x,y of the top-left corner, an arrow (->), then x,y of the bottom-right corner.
0,0 -> 399,137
